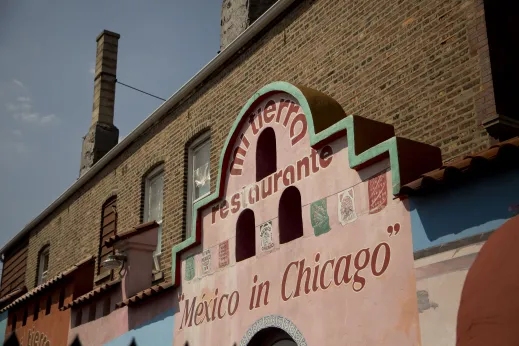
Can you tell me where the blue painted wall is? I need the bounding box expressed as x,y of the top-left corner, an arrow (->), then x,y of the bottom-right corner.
410,169 -> 519,252
0,310 -> 8,346
103,309 -> 175,346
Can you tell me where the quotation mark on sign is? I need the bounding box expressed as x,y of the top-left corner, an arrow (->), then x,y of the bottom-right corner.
387,223 -> 400,237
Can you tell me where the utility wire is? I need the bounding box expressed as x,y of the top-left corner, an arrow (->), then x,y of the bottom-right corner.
115,80 -> 166,101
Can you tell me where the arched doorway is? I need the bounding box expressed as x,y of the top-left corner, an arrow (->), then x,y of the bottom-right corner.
248,328 -> 296,346
239,315 -> 307,346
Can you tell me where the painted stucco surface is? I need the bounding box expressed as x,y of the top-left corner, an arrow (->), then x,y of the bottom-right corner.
103,309 -> 175,346
68,289 -> 176,346
415,243 -> 483,346
174,94 -> 421,345
9,288 -> 73,346
410,169 -> 519,252
69,307 -> 128,346
0,311 -> 7,345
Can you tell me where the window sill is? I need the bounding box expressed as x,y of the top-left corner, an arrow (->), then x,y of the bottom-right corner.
152,270 -> 164,283
482,114 -> 519,141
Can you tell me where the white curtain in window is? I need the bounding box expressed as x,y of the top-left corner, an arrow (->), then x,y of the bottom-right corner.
193,141 -> 210,200
148,173 -> 164,223
146,171 -> 164,270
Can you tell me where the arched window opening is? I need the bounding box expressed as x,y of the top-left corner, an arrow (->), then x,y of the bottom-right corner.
98,196 -> 118,276
142,164 -> 165,271
256,128 -> 277,182
248,327 -> 297,346
37,245 -> 50,286
278,186 -> 304,244
236,209 -> 256,262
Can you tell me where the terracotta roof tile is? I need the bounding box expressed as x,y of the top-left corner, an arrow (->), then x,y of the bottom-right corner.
103,221 -> 159,248
399,137 -> 519,196
115,281 -> 173,309
0,256 -> 95,313
61,278 -> 121,310
0,287 -> 27,308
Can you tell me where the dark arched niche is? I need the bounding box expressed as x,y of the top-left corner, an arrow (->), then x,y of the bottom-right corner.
278,186 -> 304,244
256,127 -> 277,182
236,209 -> 256,262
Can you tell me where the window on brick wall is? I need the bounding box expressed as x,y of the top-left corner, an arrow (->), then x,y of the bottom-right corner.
98,196 -> 118,277
37,246 -> 50,286
484,0 -> 519,122
144,165 -> 164,271
186,134 -> 211,239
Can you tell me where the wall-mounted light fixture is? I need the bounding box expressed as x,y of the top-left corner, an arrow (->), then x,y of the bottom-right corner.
102,250 -> 127,272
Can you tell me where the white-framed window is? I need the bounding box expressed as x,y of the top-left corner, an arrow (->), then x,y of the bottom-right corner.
186,134 -> 211,238
37,246 -> 50,285
143,165 -> 164,271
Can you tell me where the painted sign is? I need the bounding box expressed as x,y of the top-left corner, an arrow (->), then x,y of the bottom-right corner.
23,327 -> 51,346
172,83 -> 423,345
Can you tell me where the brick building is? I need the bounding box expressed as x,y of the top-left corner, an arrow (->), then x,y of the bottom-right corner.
0,0 -> 518,345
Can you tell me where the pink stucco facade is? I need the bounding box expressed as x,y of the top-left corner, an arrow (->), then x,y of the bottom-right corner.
173,92 -> 421,345
69,306 -> 129,346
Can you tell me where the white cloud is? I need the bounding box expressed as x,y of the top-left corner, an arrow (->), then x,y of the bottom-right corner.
13,79 -> 24,88
6,92 -> 57,125
40,114 -> 56,124
12,111 -> 57,125
12,141 -> 29,154
7,103 -> 32,112
89,63 -> 95,75
12,130 -> 22,137
13,112 -> 39,123
0,140 -> 29,156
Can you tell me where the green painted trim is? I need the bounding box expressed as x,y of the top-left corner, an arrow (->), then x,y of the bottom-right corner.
171,81 -> 402,284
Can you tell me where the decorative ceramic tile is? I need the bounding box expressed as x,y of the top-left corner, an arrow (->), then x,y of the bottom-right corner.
260,221 -> 275,252
201,249 -> 212,275
310,198 -> 331,236
239,315 -> 308,346
218,240 -> 230,268
368,173 -> 387,214
338,188 -> 357,225
185,255 -> 195,281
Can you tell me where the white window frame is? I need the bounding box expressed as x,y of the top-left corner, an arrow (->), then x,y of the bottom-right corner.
143,165 -> 164,271
186,134 -> 211,238
37,247 -> 50,286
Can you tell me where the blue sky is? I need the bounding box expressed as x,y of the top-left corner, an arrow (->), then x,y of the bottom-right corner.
0,0 -> 221,265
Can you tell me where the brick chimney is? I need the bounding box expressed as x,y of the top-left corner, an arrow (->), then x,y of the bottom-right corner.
79,30 -> 120,177
220,0 -> 277,50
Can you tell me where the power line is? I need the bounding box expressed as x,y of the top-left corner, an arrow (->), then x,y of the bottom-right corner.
115,80 -> 166,101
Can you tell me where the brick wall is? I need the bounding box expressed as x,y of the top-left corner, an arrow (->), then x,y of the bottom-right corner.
17,0 -> 494,290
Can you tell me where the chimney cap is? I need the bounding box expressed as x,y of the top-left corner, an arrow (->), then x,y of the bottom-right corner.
96,30 -> 121,42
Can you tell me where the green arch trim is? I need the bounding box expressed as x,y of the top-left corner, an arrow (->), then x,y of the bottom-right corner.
171,81 -> 402,285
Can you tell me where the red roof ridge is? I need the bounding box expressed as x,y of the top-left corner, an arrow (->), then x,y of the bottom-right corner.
115,281 -> 173,309
0,255 -> 95,313
399,137 -> 519,195
103,221 -> 159,248
61,278 -> 121,311
0,287 -> 27,308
